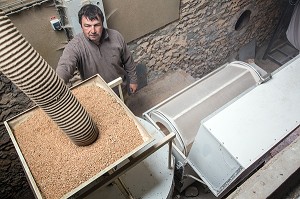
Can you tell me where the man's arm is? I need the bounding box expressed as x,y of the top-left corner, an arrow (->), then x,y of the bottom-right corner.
56,42 -> 79,84
121,39 -> 138,93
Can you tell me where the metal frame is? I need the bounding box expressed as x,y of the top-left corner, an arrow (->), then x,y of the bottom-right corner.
262,0 -> 299,64
107,77 -> 124,102
68,133 -> 175,198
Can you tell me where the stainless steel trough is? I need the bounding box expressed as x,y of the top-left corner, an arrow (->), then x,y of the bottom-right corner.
143,61 -> 266,155
4,75 -> 167,199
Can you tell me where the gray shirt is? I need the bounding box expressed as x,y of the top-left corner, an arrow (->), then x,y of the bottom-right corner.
56,28 -> 137,85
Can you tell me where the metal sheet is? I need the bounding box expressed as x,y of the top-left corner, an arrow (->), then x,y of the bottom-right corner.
188,55 -> 300,196
188,125 -> 242,195
144,62 -> 260,153
117,118 -> 174,199
103,0 -> 180,42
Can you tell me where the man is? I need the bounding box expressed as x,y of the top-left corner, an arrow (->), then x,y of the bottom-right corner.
56,4 -> 138,95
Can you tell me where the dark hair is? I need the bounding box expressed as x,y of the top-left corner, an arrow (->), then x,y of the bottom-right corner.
78,4 -> 104,26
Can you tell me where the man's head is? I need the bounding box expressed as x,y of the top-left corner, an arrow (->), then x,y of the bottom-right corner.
78,4 -> 104,44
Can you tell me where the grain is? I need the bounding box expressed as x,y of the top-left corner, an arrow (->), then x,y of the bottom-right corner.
13,85 -> 144,199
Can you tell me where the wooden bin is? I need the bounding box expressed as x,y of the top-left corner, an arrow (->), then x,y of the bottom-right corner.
4,75 -> 153,199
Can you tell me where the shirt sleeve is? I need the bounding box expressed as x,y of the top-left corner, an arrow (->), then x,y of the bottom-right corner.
120,36 -> 138,84
56,41 -> 79,84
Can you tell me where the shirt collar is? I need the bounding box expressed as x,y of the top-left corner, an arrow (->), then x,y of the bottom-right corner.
97,28 -> 109,45
101,28 -> 109,40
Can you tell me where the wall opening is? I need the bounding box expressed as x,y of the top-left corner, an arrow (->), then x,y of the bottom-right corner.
235,10 -> 251,31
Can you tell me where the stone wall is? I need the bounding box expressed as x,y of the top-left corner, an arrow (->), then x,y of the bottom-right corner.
0,74 -> 35,198
128,0 -> 283,82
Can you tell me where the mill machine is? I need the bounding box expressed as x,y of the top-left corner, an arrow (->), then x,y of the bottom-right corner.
86,54 -> 300,198
143,55 -> 300,197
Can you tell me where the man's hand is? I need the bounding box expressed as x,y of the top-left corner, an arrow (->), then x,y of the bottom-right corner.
129,83 -> 138,94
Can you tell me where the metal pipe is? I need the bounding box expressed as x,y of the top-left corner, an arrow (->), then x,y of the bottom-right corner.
0,11 -> 99,146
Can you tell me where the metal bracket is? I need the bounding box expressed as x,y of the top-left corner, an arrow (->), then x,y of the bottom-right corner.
108,77 -> 124,102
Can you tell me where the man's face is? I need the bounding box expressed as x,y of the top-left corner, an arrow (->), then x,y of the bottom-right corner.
81,15 -> 103,44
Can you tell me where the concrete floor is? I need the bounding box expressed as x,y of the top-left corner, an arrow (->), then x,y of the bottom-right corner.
126,69 -> 196,117
126,42 -> 300,199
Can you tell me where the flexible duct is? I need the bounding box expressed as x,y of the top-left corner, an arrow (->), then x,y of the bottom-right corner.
0,11 -> 99,146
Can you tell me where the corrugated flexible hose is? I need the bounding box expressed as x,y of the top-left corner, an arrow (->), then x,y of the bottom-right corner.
0,11 -> 99,146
